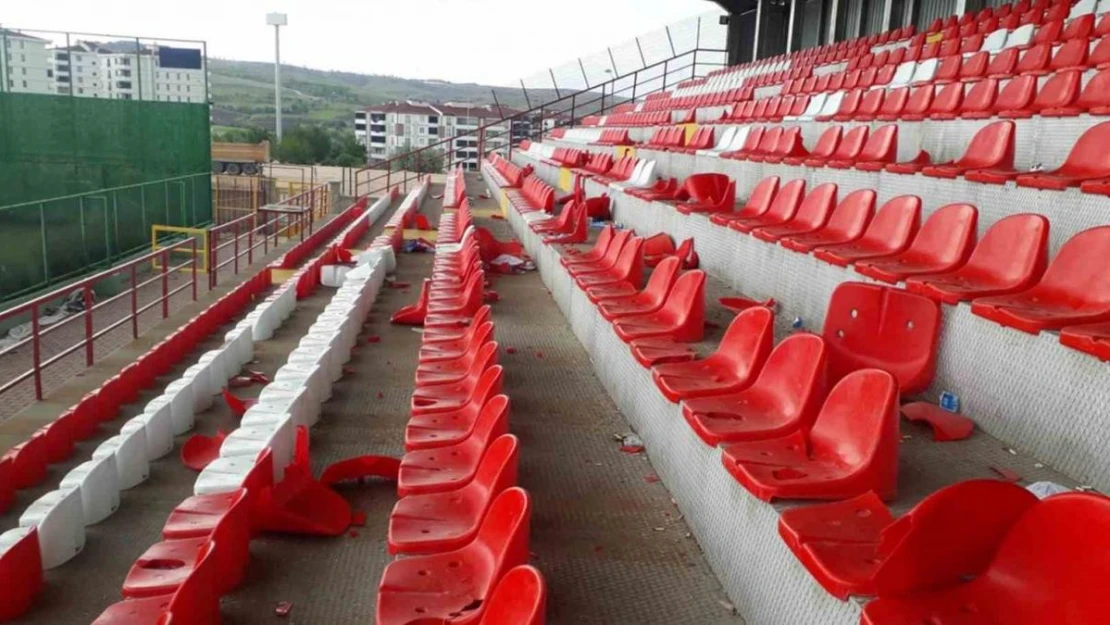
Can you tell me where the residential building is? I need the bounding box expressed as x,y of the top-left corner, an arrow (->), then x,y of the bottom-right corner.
53,41 -> 206,103
0,29 -> 55,94
355,100 -> 539,171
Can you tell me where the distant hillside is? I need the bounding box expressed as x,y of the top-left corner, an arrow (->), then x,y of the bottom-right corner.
209,59 -> 564,131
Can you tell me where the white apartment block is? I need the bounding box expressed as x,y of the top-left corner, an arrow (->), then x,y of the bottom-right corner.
1,30 -> 55,94
355,101 -> 533,172
54,41 -> 206,103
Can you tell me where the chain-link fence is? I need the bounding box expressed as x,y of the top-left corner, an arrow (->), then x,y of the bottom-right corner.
0,26 -> 211,302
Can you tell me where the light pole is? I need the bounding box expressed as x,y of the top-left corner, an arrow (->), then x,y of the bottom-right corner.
266,12 -> 287,142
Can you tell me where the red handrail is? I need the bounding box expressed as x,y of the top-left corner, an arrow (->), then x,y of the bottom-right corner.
0,237 -> 200,400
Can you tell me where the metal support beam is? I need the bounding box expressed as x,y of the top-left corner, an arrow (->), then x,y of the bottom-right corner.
828,0 -> 841,44
752,0 -> 764,60
881,0 -> 894,33
955,0 -> 968,19
786,0 -> 798,53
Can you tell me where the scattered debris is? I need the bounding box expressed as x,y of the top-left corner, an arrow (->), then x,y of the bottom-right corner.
348,530 -> 360,538
1003,446 -> 1017,455
990,466 -> 1022,483
478,193 -> 491,200
653,527 -> 665,532
351,510 -> 367,527
376,392 -> 384,400
534,351 -> 544,359
506,346 -> 517,354
1027,481 -> 1071,499
491,213 -> 505,220
431,193 -> 444,200
342,367 -> 355,377
704,320 -> 720,330
388,281 -> 411,289
718,600 -> 737,615
617,433 -> 645,454
644,474 -> 660,484
366,335 -> 381,344
274,601 -> 293,617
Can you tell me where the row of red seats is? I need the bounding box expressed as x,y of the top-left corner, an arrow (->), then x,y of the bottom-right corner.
541,146 -> 587,169
380,192 -> 546,624
594,128 -> 632,145
505,175 -> 556,213
926,0 -> 1061,34
598,110 -> 673,128
643,85 -> 755,112
488,152 -> 529,188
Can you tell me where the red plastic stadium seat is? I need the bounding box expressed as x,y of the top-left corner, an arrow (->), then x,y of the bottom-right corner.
1015,42 -> 1053,76
574,236 -> 643,291
1060,321 -> 1110,360
924,120 -> 1014,181
759,127 -> 808,164
376,488 -> 531,625
899,84 -> 936,120
926,82 -> 964,120
874,87 -> 910,120
711,175 -> 780,226
810,125 -> 869,167
682,333 -> 827,446
847,124 -> 899,170
596,257 -> 682,320
854,88 -> 886,121
971,226 -> 1110,333
907,213 -> 1049,304
986,47 -> 1020,78
479,566 -> 546,625
93,542 -> 219,625
414,331 -> 496,387
729,179 -> 806,233
675,174 -> 736,214
612,270 -> 706,343
783,126 -> 840,166
0,527 -> 43,622
122,489 -> 250,598
854,203 -> 978,284
405,367 -> 502,451
1094,34 -> 1110,69
779,480 -> 1038,600
780,189 -> 876,253
720,369 -> 900,502
1033,18 -> 1064,45
823,281 -> 940,394
964,74 -> 1036,123
933,55 -> 962,83
861,494 -> 1110,625
1016,121 -> 1110,189
389,434 -> 518,555
397,395 -> 510,497
823,89 -> 864,122
814,196 -> 922,267
959,50 -> 989,82
1002,68 -> 1080,117
752,183 -> 838,242
1046,68 -> 1110,117
565,230 -> 631,277
651,306 -> 773,402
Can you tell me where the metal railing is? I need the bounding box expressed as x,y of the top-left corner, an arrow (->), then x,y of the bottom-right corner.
352,47 -> 726,198
0,238 -> 199,400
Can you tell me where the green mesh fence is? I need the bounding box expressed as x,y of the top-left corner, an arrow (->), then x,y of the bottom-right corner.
0,92 -> 212,301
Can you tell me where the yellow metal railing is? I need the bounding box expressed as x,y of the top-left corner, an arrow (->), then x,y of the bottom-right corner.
151,225 -> 210,272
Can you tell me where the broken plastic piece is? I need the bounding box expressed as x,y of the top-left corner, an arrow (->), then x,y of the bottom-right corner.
901,402 -> 975,441
181,430 -> 228,471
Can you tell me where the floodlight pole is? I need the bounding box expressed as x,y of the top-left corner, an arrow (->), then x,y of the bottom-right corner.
267,12 -> 288,142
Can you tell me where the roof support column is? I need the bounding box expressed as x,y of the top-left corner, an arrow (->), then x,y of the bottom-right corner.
828,0 -> 841,44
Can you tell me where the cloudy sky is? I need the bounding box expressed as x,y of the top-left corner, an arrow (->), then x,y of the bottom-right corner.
2,0 -> 725,85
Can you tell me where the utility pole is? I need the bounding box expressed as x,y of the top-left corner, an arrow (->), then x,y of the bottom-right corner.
266,12 -> 287,142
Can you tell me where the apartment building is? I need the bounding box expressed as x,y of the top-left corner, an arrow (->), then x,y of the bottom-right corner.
53,41 -> 206,103
355,100 -> 537,171
0,29 -> 55,94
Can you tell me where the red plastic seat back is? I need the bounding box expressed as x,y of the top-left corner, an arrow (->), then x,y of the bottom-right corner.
755,126 -> 783,154
640,257 -> 683,306
1016,43 -> 1052,74
791,182 -> 838,229
935,55 -> 962,82
964,213 -> 1050,289
809,126 -> 843,159
986,47 -> 1019,77
958,119 -> 1014,169
473,487 -> 532,593
823,282 -> 939,394
808,368 -> 899,475
745,176 -> 781,214
857,125 -> 898,163
751,333 -> 828,429
823,189 -> 876,239
1057,122 -> 1110,178
872,480 -> 1039,597
1033,18 -> 1063,45
903,84 -> 935,116
685,173 -> 732,204
878,87 -> 909,117
994,74 -> 1037,112
961,77 -> 998,115
1025,225 -> 1110,306
970,493 -> 1110,621
714,306 -> 775,380
904,202 -> 978,268
831,126 -> 869,160
930,82 -> 963,116
479,565 -> 547,625
762,179 -> 807,222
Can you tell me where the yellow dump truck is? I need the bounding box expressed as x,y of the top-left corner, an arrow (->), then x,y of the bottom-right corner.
212,140 -> 270,175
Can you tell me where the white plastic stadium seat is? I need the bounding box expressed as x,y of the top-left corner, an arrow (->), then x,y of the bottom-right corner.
981,29 -> 1008,54
787,93 -> 827,121
888,61 -> 917,89
19,488 -> 85,569
160,378 -> 196,435
816,91 -> 845,118
1005,24 -> 1034,49
697,126 -> 738,156
59,456 -> 120,526
1070,0 -> 1096,18
911,58 -> 938,84
92,426 -> 150,490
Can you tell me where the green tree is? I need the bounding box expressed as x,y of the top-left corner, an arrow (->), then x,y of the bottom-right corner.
389,141 -> 444,174
330,132 -> 368,167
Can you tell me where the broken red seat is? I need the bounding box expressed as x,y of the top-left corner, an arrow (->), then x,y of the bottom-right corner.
165,454 -> 273,539
860,493 -> 1110,625
479,565 -> 546,625
627,178 -> 681,202
397,395 -> 510,497
779,480 -> 1038,600
720,368 -> 900,502
421,306 -> 491,343
906,213 -> 1049,304
612,270 -> 706,343
0,527 -> 43,623
728,179 -> 807,234
783,126 -> 840,166
922,120 -> 1015,179
1016,121 -> 1110,190
630,337 -> 697,368
415,341 -> 498,388
574,236 -> 644,291
418,318 -> 494,364
901,401 -> 975,441
823,281 -> 940,395
1060,321 -> 1110,360
639,233 -> 675,268
411,364 -> 504,417
971,226 -> 1110,333
682,333 -> 827,446
710,175 -> 779,227
651,306 -> 773,402
596,257 -> 682,321
844,124 -> 898,171
752,183 -> 838,243
854,203 -> 978,284
675,174 -> 735,215
807,125 -> 868,168
1045,68 -> 1110,117
813,195 -> 922,267
405,368 -> 503,452
760,127 -> 809,164
780,189 -> 876,254
720,125 -> 765,161
389,434 -> 518,555
376,487 -> 531,625
122,488 -> 251,598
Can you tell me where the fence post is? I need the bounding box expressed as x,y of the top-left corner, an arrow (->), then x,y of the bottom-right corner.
233,219 -> 240,278
131,264 -> 139,339
31,304 -> 43,400
161,249 -> 169,319
84,285 -> 94,366
191,239 -> 198,301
